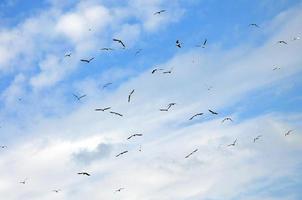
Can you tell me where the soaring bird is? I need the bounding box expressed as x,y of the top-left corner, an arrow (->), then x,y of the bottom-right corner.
127,133 -> 143,140
249,23 -> 260,28
196,39 -> 207,48
154,10 -> 166,15
102,82 -> 112,89
293,36 -> 300,41
160,103 -> 176,111
80,57 -> 94,63
116,150 -> 128,157
0,145 -> 7,149
227,139 -> 237,147
73,94 -> 87,101
115,188 -> 125,192
135,49 -> 142,55
176,40 -> 182,48
110,111 -> 123,117
113,38 -> 126,48
185,149 -> 198,158
78,172 -> 91,176
19,178 -> 27,184
151,68 -> 164,74
273,66 -> 281,70
253,135 -> 262,143
52,189 -> 61,193
285,130 -> 293,136
209,109 -> 218,115
189,113 -> 203,120
163,67 -> 173,74
100,48 -> 114,51
221,117 -> 233,123
64,53 -> 72,57
95,107 -> 111,111
128,89 -> 135,103
277,40 -> 287,45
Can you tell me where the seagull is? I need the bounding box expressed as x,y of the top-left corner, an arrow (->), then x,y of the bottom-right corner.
115,188 -> 125,192
196,39 -> 207,48
110,111 -> 123,117
222,117 -> 233,123
176,40 -> 182,48
189,113 -> 203,120
285,130 -> 293,136
64,53 -> 72,57
160,103 -> 176,111
100,48 -> 114,51
77,172 -> 91,176
277,40 -> 287,45
102,82 -> 112,89
73,94 -> 87,101
185,149 -> 198,158
135,49 -> 142,55
95,107 -> 111,111
116,150 -> 128,157
209,109 -> 218,115
52,189 -> 61,193
163,67 -> 173,74
249,23 -> 260,28
227,139 -> 237,147
273,66 -> 281,70
127,133 -> 143,140
0,145 -> 7,149
151,68 -> 164,74
128,89 -> 135,103
113,38 -> 126,48
253,135 -> 262,143
19,178 -> 27,184
80,57 -> 94,63
154,10 -> 166,15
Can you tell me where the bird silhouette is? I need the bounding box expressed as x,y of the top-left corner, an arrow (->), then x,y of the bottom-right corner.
100,48 -> 114,51
176,40 -> 182,48
95,107 -> 111,111
135,49 -> 142,55
160,103 -> 176,111
189,113 -> 203,120
293,36 -> 300,41
128,89 -> 135,103
154,10 -> 166,15
249,23 -> 260,28
52,189 -> 61,193
102,82 -> 112,89
277,40 -> 287,45
78,172 -> 90,176
73,94 -> 87,101
127,133 -> 143,140
152,68 -> 164,74
208,109 -> 218,115
0,145 -> 7,149
253,135 -> 262,143
110,111 -> 123,117
113,38 -> 126,48
273,66 -> 281,70
196,39 -> 207,48
64,53 -> 72,57
19,178 -> 27,184
116,150 -> 128,157
80,57 -> 94,63
285,130 -> 293,136
115,188 -> 125,192
227,139 -> 237,147
185,149 -> 198,158
222,117 -> 233,123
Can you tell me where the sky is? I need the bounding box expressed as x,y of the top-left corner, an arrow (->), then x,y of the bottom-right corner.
0,0 -> 302,199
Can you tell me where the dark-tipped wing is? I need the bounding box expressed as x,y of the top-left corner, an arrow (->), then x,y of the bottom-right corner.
209,109 -> 218,115
185,149 -> 198,158
110,111 -> 123,117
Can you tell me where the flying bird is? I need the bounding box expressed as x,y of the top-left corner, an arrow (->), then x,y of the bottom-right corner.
113,38 -> 126,48
19,178 -> 27,184
64,53 -> 72,57
73,94 -> 87,101
100,48 -> 114,51
253,135 -> 262,143
154,10 -> 166,15
185,149 -> 198,158
163,67 -> 173,74
293,36 -> 300,41
209,109 -> 218,115
273,66 -> 281,70
135,49 -> 142,55
222,117 -> 233,123
115,188 -> 125,192
160,103 -> 176,111
227,139 -> 237,147
285,130 -> 293,136
52,189 -> 61,193
127,133 -> 143,140
249,23 -> 260,28
95,107 -> 111,111
110,111 -> 123,117
128,89 -> 135,103
277,40 -> 287,45
102,82 -> 112,89
196,39 -> 207,48
189,113 -> 203,120
116,150 -> 128,157
0,145 -> 7,149
152,68 -> 164,74
77,172 -> 91,176
80,57 -> 94,63
176,40 -> 182,48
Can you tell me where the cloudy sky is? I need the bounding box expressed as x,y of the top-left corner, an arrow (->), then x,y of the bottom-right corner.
0,0 -> 302,199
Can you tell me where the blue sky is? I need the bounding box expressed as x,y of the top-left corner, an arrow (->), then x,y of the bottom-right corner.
0,0 -> 301,200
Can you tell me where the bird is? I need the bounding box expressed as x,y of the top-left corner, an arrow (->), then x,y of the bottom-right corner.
95,107 -> 111,111
127,133 -> 143,140
293,36 -> 300,41
189,113 -> 203,120
64,53 -> 72,57
77,172 -> 91,176
273,66 -> 281,70
52,189 -> 61,193
102,82 -> 112,89
277,40 -> 287,45
227,139 -> 237,147
73,94 -> 86,101
19,178 -> 27,184
253,135 -> 262,143
100,48 -> 114,51
185,149 -> 198,158
135,49 -> 142,55
249,23 -> 260,28
176,40 -> 182,48
0,145 -> 7,149
110,111 -> 123,117
116,150 -> 128,157
113,38 -> 126,48
154,10 -> 166,15
163,67 -> 173,74
128,89 -> 135,103
151,68 -> 164,74
80,57 -> 94,63
115,188 -> 124,192
209,109 -> 218,115
221,117 -> 233,123
196,39 -> 207,48
285,130 -> 293,136
160,103 -> 176,111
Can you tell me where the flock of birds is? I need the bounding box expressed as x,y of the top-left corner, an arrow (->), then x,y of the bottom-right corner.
0,8 -> 299,196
